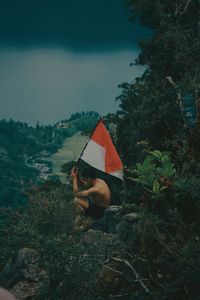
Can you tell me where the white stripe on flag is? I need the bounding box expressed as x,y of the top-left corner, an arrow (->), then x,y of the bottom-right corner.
109,170 -> 123,180
81,139 -> 106,172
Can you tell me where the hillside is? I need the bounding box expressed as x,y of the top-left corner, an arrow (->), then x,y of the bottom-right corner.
48,132 -> 88,182
1,1 -> 200,300
0,112 -> 99,207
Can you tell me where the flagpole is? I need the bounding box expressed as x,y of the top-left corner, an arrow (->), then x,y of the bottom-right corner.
75,116 -> 104,170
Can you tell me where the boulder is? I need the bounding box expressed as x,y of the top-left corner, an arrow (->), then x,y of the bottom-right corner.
91,205 -> 122,233
81,229 -> 126,256
116,212 -> 141,246
0,248 -> 48,300
90,207 -> 141,248
102,205 -> 122,233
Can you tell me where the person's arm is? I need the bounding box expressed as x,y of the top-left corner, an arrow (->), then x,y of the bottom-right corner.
76,187 -> 98,198
70,167 -> 79,195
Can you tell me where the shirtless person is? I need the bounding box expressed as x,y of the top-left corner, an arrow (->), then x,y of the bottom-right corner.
71,167 -> 111,219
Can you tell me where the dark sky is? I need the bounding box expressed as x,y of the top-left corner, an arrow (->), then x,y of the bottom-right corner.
0,0 -> 148,125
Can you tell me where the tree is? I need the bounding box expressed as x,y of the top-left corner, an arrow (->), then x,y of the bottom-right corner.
117,0 -> 200,166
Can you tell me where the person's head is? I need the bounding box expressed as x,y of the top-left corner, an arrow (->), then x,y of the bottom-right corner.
80,167 -> 97,186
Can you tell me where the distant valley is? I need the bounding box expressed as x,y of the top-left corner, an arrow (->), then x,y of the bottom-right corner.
0,112 -> 99,207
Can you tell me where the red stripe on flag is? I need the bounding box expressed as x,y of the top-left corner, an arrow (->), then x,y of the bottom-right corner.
91,121 -> 123,173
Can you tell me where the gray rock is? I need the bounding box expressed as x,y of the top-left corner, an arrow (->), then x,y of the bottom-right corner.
81,229 -> 126,256
123,212 -> 141,222
0,248 -> 48,300
103,206 -> 121,233
116,213 -> 141,246
91,205 -> 122,233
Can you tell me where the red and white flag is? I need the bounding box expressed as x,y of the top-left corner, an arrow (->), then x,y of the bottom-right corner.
81,120 -> 123,180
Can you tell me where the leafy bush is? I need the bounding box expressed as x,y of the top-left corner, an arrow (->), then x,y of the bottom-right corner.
132,211 -> 200,300
129,150 -> 176,197
0,184 -> 103,300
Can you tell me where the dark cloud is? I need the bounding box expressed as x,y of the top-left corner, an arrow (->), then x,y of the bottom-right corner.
0,0 -> 149,50
0,0 -> 149,125
0,49 -> 142,125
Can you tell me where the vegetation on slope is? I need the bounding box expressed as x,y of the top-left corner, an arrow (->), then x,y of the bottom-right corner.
0,112 -> 99,207
1,1 -> 200,299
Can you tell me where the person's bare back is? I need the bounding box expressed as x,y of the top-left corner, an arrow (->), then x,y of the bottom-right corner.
91,178 -> 111,208
71,166 -> 111,220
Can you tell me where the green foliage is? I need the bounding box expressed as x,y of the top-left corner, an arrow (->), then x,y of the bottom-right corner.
117,0 -> 200,167
2,0 -> 200,298
0,112 -> 99,207
116,76 -> 182,166
0,185 -> 102,300
127,0 -> 200,79
133,211 -> 200,300
116,3 -> 200,288
128,150 -> 175,198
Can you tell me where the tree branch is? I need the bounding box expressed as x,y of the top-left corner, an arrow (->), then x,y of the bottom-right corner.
175,0 -> 192,16
111,257 -> 153,296
108,292 -> 136,299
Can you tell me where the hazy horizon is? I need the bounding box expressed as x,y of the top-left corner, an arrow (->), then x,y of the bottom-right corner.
0,0 -> 149,125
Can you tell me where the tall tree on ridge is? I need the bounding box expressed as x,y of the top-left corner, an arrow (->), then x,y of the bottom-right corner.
117,0 -> 200,166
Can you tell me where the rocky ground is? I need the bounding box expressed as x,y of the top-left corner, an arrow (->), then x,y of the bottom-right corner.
0,206 -> 144,300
